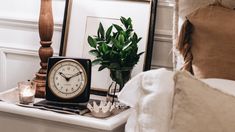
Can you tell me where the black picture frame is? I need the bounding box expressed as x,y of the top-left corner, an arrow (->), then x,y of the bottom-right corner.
144,0 -> 158,71
59,0 -> 158,93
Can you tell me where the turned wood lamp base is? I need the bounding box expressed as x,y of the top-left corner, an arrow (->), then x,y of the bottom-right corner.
34,69 -> 47,98
34,0 -> 54,98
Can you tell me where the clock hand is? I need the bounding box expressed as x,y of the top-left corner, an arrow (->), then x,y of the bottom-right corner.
67,72 -> 82,81
59,72 -> 69,81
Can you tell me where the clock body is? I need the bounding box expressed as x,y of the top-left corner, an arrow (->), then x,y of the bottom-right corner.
46,57 -> 91,103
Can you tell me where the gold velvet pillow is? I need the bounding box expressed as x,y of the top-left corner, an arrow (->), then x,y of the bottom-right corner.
170,71 -> 235,132
177,3 -> 235,80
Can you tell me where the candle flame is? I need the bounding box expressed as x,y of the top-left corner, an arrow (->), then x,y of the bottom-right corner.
21,87 -> 34,97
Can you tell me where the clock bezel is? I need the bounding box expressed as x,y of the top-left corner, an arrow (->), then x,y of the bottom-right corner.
48,59 -> 88,99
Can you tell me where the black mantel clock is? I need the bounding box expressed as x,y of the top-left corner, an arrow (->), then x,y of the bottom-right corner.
45,57 -> 91,103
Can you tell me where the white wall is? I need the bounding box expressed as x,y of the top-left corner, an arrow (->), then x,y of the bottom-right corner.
0,0 -> 174,91
0,0 -> 65,91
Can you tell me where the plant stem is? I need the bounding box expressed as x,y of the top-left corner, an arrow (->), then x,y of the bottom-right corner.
112,82 -> 117,104
107,82 -> 114,96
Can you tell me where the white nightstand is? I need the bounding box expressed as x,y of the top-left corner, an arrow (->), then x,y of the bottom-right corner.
0,89 -> 130,132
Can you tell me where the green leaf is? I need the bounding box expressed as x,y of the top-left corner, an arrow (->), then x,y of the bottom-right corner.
98,65 -> 106,71
106,37 -> 111,44
92,59 -> 102,66
120,16 -> 127,24
87,36 -> 97,48
120,17 -> 132,29
101,42 -> 108,53
133,33 -> 138,41
112,38 -> 122,50
96,41 -> 104,45
124,40 -> 131,46
109,63 -> 120,69
118,34 -> 125,45
102,60 -> 110,63
124,45 -> 132,53
97,28 -> 100,38
98,22 -> 105,39
112,50 -> 119,55
106,25 -> 113,39
137,52 -> 144,57
113,24 -> 123,32
94,36 -> 102,42
112,32 -> 118,38
127,18 -> 132,26
120,16 -> 127,28
137,37 -> 142,43
89,50 -> 100,57
88,16 -> 142,71
126,28 -> 133,38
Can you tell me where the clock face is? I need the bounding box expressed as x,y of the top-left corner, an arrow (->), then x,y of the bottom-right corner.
48,59 -> 87,99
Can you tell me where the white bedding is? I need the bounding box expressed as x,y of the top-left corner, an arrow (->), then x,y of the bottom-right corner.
118,68 -> 235,132
118,69 -> 174,132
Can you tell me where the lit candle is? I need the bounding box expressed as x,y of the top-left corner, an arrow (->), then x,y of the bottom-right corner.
21,87 -> 34,97
18,81 -> 36,104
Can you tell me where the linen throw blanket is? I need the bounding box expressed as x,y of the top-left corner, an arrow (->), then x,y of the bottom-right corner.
118,68 -> 175,132
119,68 -> 235,132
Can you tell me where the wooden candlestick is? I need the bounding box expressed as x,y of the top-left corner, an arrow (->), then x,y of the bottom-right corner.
34,0 -> 54,98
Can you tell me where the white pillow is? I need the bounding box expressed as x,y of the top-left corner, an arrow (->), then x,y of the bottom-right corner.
118,68 -> 175,132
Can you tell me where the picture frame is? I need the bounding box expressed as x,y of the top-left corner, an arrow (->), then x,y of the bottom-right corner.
59,0 -> 158,92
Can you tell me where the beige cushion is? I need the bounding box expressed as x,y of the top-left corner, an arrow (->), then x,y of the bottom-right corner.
174,0 -> 235,69
170,71 -> 235,132
190,4 -> 235,80
177,4 -> 235,80
179,0 -> 235,18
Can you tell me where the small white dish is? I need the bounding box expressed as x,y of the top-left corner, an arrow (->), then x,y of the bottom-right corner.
87,101 -> 115,118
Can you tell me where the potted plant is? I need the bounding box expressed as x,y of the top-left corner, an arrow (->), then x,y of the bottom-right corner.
87,17 -> 143,101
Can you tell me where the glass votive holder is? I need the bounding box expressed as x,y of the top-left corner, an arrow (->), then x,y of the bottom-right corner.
18,81 -> 36,104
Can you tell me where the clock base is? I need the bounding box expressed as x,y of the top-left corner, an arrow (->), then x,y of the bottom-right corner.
34,100 -> 89,115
